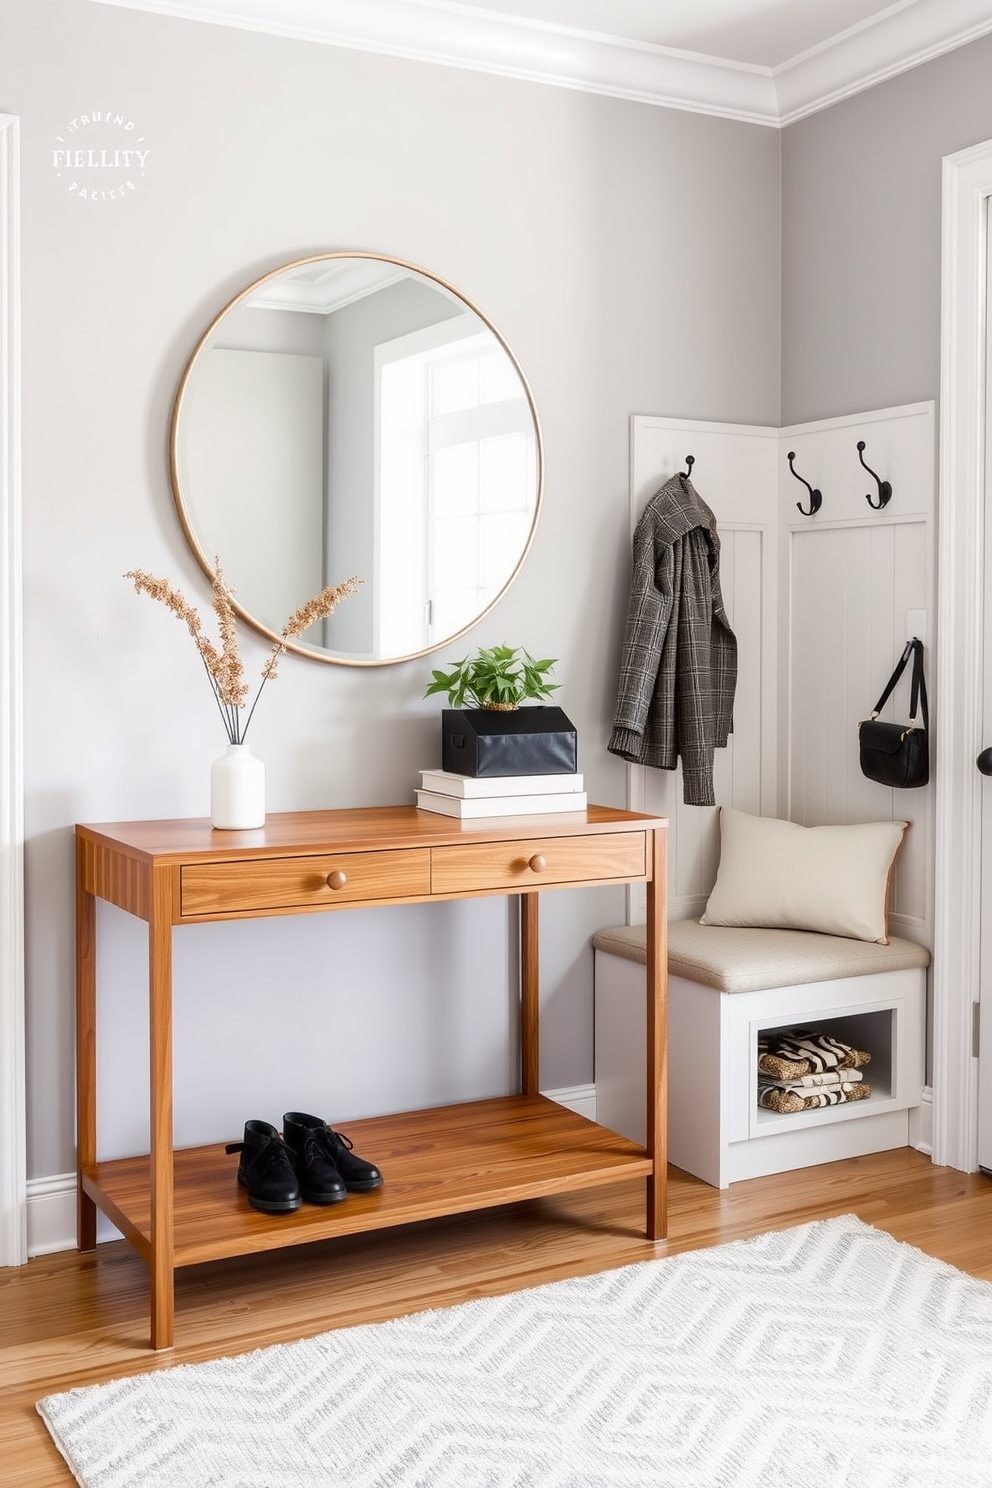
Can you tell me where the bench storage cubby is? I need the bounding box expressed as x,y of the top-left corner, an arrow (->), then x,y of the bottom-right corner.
594,919 -> 929,1189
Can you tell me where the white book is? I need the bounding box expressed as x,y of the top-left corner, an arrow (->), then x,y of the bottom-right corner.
419,769 -> 584,799
415,789 -> 588,819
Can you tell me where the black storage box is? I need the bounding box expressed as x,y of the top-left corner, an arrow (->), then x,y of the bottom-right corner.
442,707 -> 578,778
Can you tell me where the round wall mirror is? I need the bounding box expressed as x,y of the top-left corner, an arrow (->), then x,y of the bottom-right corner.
169,252 -> 544,665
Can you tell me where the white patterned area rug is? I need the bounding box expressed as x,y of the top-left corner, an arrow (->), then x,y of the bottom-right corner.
38,1215 -> 992,1488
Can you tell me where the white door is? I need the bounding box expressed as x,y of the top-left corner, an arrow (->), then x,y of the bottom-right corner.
977,197 -> 992,1172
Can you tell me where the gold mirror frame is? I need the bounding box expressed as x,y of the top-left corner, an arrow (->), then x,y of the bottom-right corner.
169,251 -> 544,666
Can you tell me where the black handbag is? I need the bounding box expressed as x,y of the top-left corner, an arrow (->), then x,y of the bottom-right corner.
858,638 -> 929,788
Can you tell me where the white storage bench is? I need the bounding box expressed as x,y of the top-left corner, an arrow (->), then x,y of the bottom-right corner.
594,919 -> 929,1189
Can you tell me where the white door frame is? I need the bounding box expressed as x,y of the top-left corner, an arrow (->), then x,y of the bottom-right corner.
0,113 -> 25,1265
932,137 -> 992,1172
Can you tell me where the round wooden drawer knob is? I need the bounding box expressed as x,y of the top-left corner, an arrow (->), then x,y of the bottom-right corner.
326,870 -> 348,890
528,854 -> 548,873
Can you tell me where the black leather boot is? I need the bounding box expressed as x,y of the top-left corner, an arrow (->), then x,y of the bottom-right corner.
225,1120 -> 301,1213
283,1111 -> 383,1197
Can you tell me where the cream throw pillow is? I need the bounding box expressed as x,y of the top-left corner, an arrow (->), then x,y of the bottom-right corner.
700,808 -> 908,944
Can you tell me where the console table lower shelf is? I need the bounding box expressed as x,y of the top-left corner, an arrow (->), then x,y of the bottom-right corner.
84,1095 -> 653,1267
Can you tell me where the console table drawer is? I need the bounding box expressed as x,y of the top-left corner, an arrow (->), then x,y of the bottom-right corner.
431,831 -> 646,895
181,849 -> 431,916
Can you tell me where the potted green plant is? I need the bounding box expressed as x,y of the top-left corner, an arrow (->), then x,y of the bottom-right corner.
424,644 -> 559,711
424,645 -> 577,777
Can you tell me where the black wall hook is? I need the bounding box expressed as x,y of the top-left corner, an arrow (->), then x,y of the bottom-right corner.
857,440 -> 892,509
787,451 -> 822,516
680,454 -> 695,479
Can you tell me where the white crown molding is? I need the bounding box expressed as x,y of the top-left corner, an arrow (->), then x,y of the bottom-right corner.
776,0 -> 992,125
249,260 -> 408,314
85,0 -> 778,123
80,0 -> 765,125
86,0 -> 992,127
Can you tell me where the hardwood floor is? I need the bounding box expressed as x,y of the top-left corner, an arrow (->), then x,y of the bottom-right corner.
4,1149 -> 992,1486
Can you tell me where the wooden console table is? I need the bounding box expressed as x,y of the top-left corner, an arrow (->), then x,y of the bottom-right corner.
76,804 -> 668,1349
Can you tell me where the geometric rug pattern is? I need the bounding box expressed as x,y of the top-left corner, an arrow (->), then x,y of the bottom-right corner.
38,1215 -> 992,1488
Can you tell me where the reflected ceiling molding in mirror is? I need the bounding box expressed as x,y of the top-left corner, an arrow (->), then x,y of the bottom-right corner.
170,251 -> 544,666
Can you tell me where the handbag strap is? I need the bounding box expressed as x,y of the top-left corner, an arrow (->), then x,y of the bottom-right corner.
870,638 -> 928,730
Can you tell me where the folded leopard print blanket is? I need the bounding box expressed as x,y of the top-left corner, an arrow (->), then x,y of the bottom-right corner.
792,1068 -> 864,1088
758,1080 -> 872,1114
757,1030 -> 871,1083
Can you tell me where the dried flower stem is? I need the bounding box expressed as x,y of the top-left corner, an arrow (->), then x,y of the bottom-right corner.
242,575 -> 363,738
125,567 -> 363,745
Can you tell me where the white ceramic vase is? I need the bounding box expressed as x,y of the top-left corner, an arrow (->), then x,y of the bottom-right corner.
210,743 -> 265,830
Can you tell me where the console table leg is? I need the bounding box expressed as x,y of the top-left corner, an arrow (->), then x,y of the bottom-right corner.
149,873 -> 175,1349
645,826 -> 668,1240
75,859 -> 97,1253
520,892 -> 539,1096
150,1254 -> 175,1352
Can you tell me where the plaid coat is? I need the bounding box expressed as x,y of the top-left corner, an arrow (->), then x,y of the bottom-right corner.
607,474 -> 737,806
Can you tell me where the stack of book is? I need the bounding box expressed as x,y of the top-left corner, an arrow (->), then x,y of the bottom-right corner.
415,769 -> 587,819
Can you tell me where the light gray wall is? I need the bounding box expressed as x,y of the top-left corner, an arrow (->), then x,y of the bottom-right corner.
4,0 -> 780,1180
217,304 -> 326,357
782,33 -> 992,425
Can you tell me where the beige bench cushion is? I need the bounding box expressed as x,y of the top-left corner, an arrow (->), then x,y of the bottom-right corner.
592,918 -> 931,994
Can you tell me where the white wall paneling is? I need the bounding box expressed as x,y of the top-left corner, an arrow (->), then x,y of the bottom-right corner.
0,113 -> 25,1267
625,404 -> 935,953
780,403 -> 936,947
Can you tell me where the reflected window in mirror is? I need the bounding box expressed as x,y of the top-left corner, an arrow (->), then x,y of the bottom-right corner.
377,321 -> 538,658
170,254 -> 543,666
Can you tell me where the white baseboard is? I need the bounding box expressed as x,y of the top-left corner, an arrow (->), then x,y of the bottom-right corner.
910,1084 -> 934,1155
28,1172 -> 123,1255
28,1085 -> 600,1258
543,1083 -> 597,1122
27,1172 -> 79,1257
